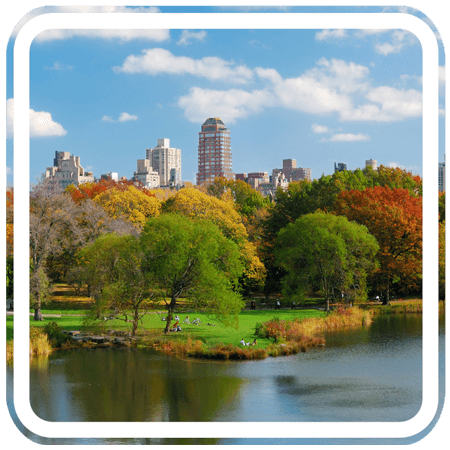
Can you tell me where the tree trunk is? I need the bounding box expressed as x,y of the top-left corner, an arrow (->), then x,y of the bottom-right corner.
382,287 -> 391,306
34,307 -> 43,321
33,294 -> 43,321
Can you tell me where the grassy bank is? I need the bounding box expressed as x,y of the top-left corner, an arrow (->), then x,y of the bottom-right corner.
7,290 -> 432,362
6,327 -> 53,365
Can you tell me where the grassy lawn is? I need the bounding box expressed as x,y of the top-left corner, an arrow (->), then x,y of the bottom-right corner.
7,308 -> 326,350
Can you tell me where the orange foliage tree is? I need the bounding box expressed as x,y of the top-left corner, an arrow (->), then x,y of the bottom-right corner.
66,179 -> 157,203
334,186 -> 422,303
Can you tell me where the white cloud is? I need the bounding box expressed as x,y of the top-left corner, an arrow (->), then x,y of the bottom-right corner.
44,62 -> 73,71
311,124 -> 331,134
315,29 -> 347,41
6,98 -> 67,138
6,167 -> 13,175
177,87 -> 275,124
321,133 -> 370,143
114,48 -> 254,84
177,30 -> 207,45
102,113 -> 138,123
116,52 -> 420,124
387,161 -> 420,172
374,30 -> 415,56
177,57 -> 423,123
365,86 -> 422,119
439,66 -> 445,89
33,6 -> 168,42
118,112 -> 138,122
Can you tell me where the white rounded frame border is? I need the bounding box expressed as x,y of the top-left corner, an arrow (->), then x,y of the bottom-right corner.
14,12 -> 439,440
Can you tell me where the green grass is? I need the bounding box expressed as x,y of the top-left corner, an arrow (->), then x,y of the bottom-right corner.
7,308 -> 326,349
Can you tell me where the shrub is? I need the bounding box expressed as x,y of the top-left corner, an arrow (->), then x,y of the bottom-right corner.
44,321 -> 71,348
30,327 -> 52,357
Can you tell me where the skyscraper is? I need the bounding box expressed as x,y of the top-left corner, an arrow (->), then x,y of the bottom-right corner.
197,118 -> 234,185
146,139 -> 181,186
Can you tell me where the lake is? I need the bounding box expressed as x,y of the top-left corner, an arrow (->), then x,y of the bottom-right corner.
7,313 -> 445,444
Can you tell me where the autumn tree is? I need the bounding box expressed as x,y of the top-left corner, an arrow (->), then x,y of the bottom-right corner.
30,185 -> 78,320
46,198 -> 137,283
66,178 -> 157,203
334,186 -> 422,303
140,214 -> 245,333
439,221 -> 445,301
93,185 -> 161,229
163,188 -> 266,291
77,233 -> 152,336
205,177 -> 270,217
261,167 -> 421,298
6,188 -> 14,302
29,180 -> 136,320
274,212 -> 379,311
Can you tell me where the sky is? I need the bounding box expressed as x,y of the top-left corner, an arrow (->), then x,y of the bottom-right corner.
5,4 -> 446,187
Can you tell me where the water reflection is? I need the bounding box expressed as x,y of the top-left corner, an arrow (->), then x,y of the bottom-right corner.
6,313 -> 443,445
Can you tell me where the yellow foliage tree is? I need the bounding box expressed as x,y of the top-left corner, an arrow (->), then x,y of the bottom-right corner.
94,185 -> 161,229
164,188 -> 266,285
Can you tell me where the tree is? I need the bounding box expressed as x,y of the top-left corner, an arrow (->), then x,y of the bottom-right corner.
334,186 -> 422,303
204,177 -> 270,217
93,185 -> 161,229
163,188 -> 266,289
261,168 -> 422,302
29,184 -> 79,320
140,214 -> 245,333
439,221 -> 445,301
274,212 -> 379,311
77,233 -> 152,336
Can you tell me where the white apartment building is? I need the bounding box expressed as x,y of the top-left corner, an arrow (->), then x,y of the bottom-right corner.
133,159 -> 160,189
439,158 -> 445,192
43,151 -> 94,189
146,138 -> 182,186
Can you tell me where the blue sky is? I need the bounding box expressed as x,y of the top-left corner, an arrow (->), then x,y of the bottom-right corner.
5,5 -> 446,186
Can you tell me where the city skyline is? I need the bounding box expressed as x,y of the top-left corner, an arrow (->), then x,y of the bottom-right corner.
5,5 -> 445,187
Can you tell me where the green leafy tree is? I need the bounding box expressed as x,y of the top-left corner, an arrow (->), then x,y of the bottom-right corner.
274,212 -> 379,311
140,214 -> 245,333
77,233 -> 152,336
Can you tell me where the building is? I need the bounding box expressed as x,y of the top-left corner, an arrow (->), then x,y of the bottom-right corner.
235,173 -> 247,182
146,139 -> 181,187
365,159 -> 377,171
197,117 -> 234,185
43,151 -> 94,189
439,157 -> 445,192
132,159 -> 160,189
247,172 -> 270,190
334,162 -> 347,172
100,172 -> 119,182
272,159 -> 311,184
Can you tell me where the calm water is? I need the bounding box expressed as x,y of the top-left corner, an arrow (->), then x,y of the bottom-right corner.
7,313 -> 445,444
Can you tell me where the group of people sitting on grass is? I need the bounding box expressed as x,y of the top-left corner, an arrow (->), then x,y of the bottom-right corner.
240,338 -> 257,347
161,315 -> 204,331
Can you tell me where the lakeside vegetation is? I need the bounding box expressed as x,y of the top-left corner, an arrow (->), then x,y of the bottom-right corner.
6,167 -> 442,363
7,291 -> 435,365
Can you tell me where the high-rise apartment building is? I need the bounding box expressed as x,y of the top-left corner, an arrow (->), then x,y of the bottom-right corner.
146,139 -> 181,186
197,118 -> 234,185
439,157 -> 445,192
